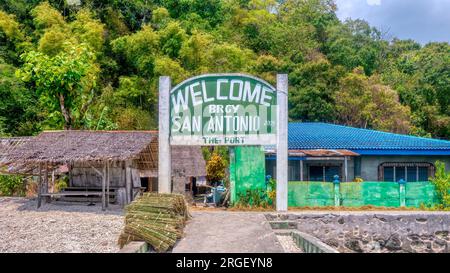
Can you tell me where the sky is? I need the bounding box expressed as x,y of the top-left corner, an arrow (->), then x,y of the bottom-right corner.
335,0 -> 450,44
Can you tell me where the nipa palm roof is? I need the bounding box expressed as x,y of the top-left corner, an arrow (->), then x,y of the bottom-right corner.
1,130 -> 157,164
288,123 -> 450,155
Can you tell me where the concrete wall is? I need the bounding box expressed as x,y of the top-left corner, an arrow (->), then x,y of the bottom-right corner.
288,181 -> 439,208
230,146 -> 266,204
359,155 -> 450,181
266,213 -> 450,253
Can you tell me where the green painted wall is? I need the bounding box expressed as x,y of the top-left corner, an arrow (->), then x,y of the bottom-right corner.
288,181 -> 439,208
288,182 -> 334,207
405,182 -> 439,207
340,182 -> 401,207
230,146 -> 266,204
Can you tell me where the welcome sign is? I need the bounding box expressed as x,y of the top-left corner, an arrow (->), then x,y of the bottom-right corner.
169,74 -> 277,145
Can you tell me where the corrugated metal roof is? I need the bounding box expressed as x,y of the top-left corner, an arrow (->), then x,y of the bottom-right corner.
288,122 -> 450,155
266,149 -> 358,157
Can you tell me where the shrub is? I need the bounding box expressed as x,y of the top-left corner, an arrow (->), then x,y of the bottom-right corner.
429,161 -> 450,209
235,189 -> 271,209
266,177 -> 276,206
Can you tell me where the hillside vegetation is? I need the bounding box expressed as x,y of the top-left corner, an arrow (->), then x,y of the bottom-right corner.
0,0 -> 448,138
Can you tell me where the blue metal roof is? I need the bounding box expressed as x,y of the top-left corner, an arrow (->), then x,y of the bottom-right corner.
288,122 -> 450,155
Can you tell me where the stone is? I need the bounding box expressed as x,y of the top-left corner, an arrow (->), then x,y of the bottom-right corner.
325,238 -> 340,248
435,231 -> 449,240
384,234 -> 402,251
345,239 -> 363,253
416,217 -> 427,223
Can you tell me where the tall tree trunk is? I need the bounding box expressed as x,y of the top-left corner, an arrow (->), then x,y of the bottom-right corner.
59,93 -> 72,129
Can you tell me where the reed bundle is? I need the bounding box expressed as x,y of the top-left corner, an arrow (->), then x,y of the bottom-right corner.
118,193 -> 190,252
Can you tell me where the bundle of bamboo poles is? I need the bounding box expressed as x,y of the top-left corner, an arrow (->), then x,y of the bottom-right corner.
118,192 -> 190,252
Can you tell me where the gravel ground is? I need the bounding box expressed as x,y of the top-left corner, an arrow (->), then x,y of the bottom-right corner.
0,197 -> 124,253
276,235 -> 302,253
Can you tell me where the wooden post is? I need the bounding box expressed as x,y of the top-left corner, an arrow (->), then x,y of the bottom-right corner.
68,163 -> 73,187
125,160 -> 132,204
44,163 -> 49,203
106,161 -> 110,207
51,170 -> 55,193
37,163 -> 42,209
102,162 -> 106,211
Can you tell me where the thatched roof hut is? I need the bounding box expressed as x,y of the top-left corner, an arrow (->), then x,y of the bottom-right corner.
1,131 -> 206,176
1,131 -> 157,165
171,146 -> 206,177
1,130 -> 207,209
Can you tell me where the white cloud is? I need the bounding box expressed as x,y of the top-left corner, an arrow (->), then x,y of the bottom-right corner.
367,0 -> 381,6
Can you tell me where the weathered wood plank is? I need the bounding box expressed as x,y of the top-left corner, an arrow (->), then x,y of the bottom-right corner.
102,162 -> 106,211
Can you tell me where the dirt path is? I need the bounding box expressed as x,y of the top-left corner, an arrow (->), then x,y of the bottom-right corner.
0,197 -> 124,253
173,211 -> 284,253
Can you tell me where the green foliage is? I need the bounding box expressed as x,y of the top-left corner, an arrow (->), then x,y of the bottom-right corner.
0,61 -> 41,135
206,152 -> 227,183
266,177 -> 276,205
334,68 -> 412,133
0,0 -> 448,139
0,175 -> 25,196
235,189 -> 270,208
55,176 -> 68,192
17,43 -> 97,129
429,161 -> 450,209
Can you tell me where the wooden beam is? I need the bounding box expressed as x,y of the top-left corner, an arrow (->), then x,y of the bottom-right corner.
90,165 -> 103,177
106,161 -> 110,207
102,162 -> 106,211
125,160 -> 132,204
44,162 -> 49,203
37,164 -> 42,209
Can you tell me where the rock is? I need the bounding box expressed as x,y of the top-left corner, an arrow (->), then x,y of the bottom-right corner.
384,234 -> 402,251
325,238 -> 340,248
345,239 -> 363,253
416,218 -> 427,223
435,231 -> 449,240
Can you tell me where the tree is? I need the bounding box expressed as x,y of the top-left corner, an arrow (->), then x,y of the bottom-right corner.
0,61 -> 40,136
325,19 -> 387,75
335,68 -> 411,133
289,56 -> 344,122
158,21 -> 187,59
206,152 -> 227,183
112,25 -> 160,77
0,0 -> 448,140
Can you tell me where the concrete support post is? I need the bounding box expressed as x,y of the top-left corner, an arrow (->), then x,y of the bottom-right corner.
300,160 -> 304,181
334,181 -> 340,207
276,74 -> 288,212
399,180 -> 406,207
344,156 -> 348,182
158,76 -> 172,193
